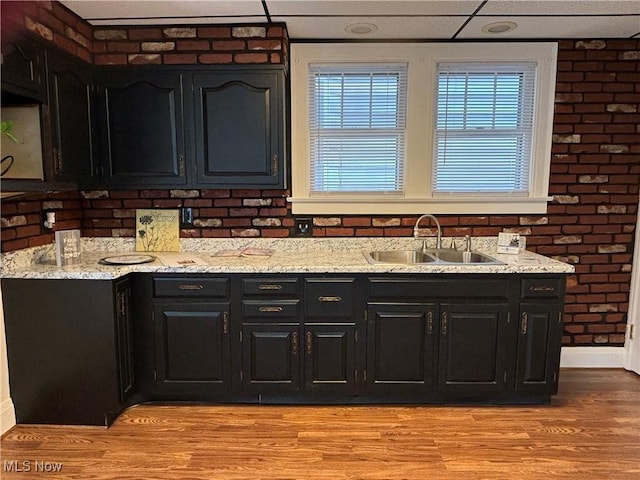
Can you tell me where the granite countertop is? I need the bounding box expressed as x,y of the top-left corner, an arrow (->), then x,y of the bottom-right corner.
0,237 -> 575,280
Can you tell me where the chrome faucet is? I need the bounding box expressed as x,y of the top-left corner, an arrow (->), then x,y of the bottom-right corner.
413,214 -> 442,252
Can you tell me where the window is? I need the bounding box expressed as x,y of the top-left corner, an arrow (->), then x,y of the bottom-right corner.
309,64 -> 407,194
434,63 -> 535,195
290,43 -> 558,215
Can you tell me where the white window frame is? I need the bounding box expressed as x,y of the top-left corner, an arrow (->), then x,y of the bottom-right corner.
289,42 -> 558,215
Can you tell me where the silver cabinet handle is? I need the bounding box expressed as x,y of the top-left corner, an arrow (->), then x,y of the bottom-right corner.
318,296 -> 342,302
259,306 -> 283,312
179,284 -> 203,290
258,284 -> 283,290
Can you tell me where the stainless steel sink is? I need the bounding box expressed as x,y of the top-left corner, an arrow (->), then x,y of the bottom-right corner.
426,249 -> 501,264
363,249 -> 502,265
365,250 -> 436,264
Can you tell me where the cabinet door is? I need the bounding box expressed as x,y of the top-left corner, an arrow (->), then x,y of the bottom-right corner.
366,303 -> 436,393
438,303 -> 510,395
1,34 -> 45,100
98,71 -> 186,186
304,324 -> 357,394
516,303 -> 563,394
46,50 -> 96,182
154,302 -> 231,394
115,278 -> 134,403
193,70 -> 285,187
241,324 -> 300,393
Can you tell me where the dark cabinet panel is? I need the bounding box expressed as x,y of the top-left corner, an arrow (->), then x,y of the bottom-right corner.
241,324 -> 300,393
305,278 -> 356,320
367,303 -> 436,393
438,303 -> 510,395
304,325 -> 357,394
46,50 -> 95,181
193,70 -> 285,187
97,70 -> 186,186
154,302 -> 231,394
1,278 -> 129,425
115,279 -> 134,403
1,34 -> 45,100
516,303 -> 562,394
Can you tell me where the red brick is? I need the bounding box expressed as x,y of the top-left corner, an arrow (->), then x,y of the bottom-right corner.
198,27 -> 231,38
234,53 -> 268,64
176,40 -> 210,51
128,28 -> 163,40
199,53 -> 233,64
164,53 -> 198,64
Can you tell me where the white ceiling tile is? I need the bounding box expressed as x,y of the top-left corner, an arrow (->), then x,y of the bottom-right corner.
87,16 -> 269,26
267,0 -> 482,15
480,0 -> 640,15
61,0 -> 266,21
274,15 -> 465,39
459,15 -> 640,38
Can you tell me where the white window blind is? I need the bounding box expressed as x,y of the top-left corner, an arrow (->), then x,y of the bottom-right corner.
309,63 -> 407,193
434,62 -> 536,195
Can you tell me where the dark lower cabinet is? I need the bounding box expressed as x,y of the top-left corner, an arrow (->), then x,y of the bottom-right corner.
154,302 -> 231,395
437,303 -> 510,395
2,273 -> 567,425
516,304 -> 563,394
304,324 -> 357,394
241,324 -> 301,393
1,278 -> 134,426
366,303 -> 436,393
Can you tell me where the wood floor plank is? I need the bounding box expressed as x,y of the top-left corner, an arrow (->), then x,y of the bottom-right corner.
1,369 -> 639,479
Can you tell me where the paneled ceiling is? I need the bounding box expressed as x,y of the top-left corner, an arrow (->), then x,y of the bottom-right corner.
60,0 -> 640,39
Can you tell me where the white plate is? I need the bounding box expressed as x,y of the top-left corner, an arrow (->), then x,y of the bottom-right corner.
100,254 -> 156,265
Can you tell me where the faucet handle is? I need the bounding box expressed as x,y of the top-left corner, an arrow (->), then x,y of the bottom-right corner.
464,235 -> 471,252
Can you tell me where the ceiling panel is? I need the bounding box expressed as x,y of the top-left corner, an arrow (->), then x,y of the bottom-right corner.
61,0 -> 266,23
274,15 -> 466,39
459,15 -> 640,39
267,0 -> 482,16
480,0 -> 640,15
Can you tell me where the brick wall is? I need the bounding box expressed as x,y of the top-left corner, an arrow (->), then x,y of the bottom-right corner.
0,1 -> 638,347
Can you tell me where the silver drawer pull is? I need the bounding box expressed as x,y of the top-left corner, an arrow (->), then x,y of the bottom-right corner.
179,284 -> 204,290
258,284 -> 283,290
318,296 -> 342,303
530,286 -> 555,292
259,306 -> 283,313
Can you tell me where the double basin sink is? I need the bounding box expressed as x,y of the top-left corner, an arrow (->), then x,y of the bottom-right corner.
363,249 -> 503,265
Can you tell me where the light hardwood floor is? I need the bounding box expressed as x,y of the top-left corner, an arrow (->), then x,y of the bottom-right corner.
1,369 -> 639,480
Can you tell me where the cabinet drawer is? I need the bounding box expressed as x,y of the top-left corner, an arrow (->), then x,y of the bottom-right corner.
368,278 -> 509,299
242,300 -> 300,320
305,279 -> 355,319
242,278 -> 299,296
521,278 -> 563,300
154,277 -> 229,298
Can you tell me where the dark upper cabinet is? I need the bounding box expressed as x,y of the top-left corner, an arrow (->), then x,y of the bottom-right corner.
46,49 -> 96,183
192,68 -> 286,188
96,70 -> 187,187
1,33 -> 46,101
438,303 -> 511,395
366,303 -> 436,394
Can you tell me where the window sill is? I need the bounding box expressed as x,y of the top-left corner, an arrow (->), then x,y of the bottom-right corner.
288,196 -> 553,215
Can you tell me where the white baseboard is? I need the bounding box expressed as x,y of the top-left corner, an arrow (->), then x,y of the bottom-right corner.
560,346 -> 626,368
1,397 -> 16,435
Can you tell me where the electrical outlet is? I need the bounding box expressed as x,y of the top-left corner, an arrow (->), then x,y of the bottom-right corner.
180,207 -> 194,227
294,217 -> 312,237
